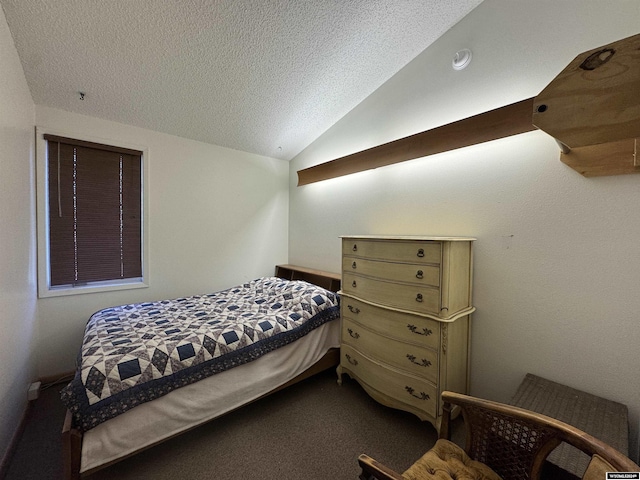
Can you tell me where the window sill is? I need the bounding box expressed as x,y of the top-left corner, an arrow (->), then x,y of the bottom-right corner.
38,279 -> 148,299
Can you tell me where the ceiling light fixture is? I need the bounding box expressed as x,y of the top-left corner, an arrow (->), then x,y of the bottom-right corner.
452,49 -> 472,70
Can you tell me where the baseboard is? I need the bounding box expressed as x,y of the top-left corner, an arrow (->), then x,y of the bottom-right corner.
40,370 -> 75,387
0,400 -> 32,480
0,371 -> 73,479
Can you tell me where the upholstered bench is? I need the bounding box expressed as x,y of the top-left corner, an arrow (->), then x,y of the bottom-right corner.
511,374 -> 629,478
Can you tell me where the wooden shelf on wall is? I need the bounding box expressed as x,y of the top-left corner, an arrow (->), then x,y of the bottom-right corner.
532,32 -> 640,177
559,138 -> 638,177
297,32 -> 640,186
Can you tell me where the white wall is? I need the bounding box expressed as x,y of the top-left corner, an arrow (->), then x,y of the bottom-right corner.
0,4 -> 37,468
35,106 -> 290,377
289,0 -> 640,461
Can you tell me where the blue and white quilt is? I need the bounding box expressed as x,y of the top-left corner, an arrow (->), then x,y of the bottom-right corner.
61,277 -> 340,432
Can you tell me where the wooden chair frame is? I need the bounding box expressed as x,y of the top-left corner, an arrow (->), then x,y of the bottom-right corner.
359,391 -> 639,480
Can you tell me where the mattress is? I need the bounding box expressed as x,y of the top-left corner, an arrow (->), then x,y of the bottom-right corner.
61,277 -> 340,432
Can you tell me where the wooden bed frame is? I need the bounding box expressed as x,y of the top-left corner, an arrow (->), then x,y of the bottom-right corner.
62,265 -> 341,479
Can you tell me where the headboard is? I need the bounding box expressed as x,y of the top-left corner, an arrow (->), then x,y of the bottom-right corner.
275,264 -> 341,292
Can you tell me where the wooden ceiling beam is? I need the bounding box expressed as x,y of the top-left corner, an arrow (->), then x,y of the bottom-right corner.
297,33 -> 640,186
297,98 -> 536,186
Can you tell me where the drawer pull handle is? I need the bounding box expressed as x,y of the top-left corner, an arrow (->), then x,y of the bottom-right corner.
348,328 -> 360,339
415,293 -> 423,303
346,354 -> 358,366
352,244 -> 358,252
416,270 -> 423,279
352,261 -> 357,269
417,248 -> 425,258
347,305 -> 360,314
405,386 -> 430,401
352,280 -> 357,288
407,354 -> 431,367
407,324 -> 433,336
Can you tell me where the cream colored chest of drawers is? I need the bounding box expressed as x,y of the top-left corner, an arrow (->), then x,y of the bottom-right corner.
337,235 -> 475,433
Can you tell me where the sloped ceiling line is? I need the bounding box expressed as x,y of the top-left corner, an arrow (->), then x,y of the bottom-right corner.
0,0 -> 484,160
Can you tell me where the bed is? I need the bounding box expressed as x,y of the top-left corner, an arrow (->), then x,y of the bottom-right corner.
61,265 -> 341,479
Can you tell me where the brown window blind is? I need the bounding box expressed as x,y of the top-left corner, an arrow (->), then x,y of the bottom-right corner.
45,134 -> 142,287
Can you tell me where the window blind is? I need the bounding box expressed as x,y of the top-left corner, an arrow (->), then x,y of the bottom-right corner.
45,134 -> 142,287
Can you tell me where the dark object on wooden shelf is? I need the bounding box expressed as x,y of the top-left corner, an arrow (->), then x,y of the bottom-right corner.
357,391 -> 639,480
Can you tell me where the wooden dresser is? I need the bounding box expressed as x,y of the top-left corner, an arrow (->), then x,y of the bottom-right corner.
337,235 -> 475,433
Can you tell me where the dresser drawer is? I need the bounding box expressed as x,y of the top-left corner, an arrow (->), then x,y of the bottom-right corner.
342,257 -> 440,287
343,239 -> 441,265
342,318 -> 438,383
341,345 -> 437,417
341,297 -> 439,350
343,273 -> 441,316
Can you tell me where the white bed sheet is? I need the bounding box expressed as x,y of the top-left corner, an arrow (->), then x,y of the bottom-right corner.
81,319 -> 340,473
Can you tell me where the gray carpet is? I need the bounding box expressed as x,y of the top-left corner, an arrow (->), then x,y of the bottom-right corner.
6,368 -> 463,479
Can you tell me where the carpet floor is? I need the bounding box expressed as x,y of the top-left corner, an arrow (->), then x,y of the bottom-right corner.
5,367 -> 463,479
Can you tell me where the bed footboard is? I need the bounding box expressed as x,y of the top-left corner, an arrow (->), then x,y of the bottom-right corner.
62,410 -> 82,480
61,347 -> 339,479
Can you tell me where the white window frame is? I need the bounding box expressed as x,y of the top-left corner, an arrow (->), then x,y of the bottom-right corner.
35,126 -> 149,298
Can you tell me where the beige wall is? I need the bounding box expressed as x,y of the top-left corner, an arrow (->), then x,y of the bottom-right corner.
2,6 -> 290,461
0,5 -> 37,467
289,0 -> 640,461
35,106 -> 290,377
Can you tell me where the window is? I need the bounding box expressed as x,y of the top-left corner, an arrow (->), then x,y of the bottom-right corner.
37,129 -> 148,297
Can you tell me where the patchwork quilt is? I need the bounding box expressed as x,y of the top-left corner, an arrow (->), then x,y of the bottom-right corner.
61,277 -> 340,432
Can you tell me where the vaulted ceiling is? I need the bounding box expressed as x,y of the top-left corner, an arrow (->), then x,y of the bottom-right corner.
1,0 -> 483,160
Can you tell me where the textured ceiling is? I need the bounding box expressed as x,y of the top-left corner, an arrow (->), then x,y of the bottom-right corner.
1,0 -> 483,160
